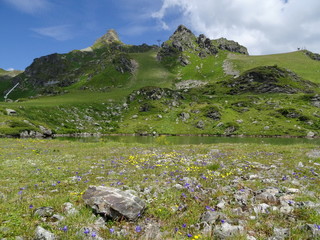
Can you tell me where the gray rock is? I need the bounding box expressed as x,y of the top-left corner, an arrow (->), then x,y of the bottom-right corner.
280,206 -> 293,214
50,214 -> 64,223
34,226 -> 56,240
83,186 -> 146,221
306,150 -> 320,159
34,207 -> 54,218
254,203 -> 270,214
141,221 -> 162,240
214,222 -> 244,239
179,112 -> 190,121
196,120 -> 205,129
269,227 -> 289,240
200,211 -> 224,224
255,192 -> 279,205
63,202 -> 78,215
6,109 -> 17,116
303,224 -> 320,238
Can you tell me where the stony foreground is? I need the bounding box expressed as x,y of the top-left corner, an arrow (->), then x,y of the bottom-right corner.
0,138 -> 319,239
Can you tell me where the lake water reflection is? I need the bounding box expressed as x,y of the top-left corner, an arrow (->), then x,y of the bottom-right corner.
57,135 -> 320,145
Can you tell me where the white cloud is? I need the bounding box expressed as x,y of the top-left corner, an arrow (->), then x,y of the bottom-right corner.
6,68 -> 15,71
3,0 -> 50,14
152,0 -> 320,54
32,25 -> 73,41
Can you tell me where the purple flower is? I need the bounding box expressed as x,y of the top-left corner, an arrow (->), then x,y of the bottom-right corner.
109,228 -> 115,234
174,227 -> 179,232
221,219 -> 225,223
135,226 -> 142,233
187,233 -> 192,237
182,223 -> 187,228
57,181 -> 61,184
29,204 -> 34,209
18,191 -> 23,195
84,228 -> 90,234
91,231 -> 97,237
62,226 -> 68,232
181,193 -> 187,198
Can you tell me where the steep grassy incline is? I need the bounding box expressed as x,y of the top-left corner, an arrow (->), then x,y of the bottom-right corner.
228,51 -> 320,83
128,50 -> 174,89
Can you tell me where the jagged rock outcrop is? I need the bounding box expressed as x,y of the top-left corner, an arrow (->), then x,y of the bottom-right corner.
225,66 -> 318,94
93,29 -> 122,47
157,25 -> 247,67
213,37 -> 248,55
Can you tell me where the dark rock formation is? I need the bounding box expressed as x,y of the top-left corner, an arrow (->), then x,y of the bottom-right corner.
83,186 -> 146,221
304,50 -> 320,61
213,37 -> 248,55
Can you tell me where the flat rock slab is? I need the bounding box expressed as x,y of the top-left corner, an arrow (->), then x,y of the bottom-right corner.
83,186 -> 146,221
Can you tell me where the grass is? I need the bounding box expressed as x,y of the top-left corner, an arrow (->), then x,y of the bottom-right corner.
0,138 -> 319,239
228,51 -> 320,83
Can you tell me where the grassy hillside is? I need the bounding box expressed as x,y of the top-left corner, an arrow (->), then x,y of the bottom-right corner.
228,51 -> 320,83
0,46 -> 320,137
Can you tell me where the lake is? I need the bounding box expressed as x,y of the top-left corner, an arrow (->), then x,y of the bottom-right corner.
56,135 -> 320,145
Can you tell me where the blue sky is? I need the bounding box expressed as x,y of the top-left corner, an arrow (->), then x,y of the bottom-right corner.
1,0 -> 320,70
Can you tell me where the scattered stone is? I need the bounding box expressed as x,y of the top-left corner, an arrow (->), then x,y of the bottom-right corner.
6,109 -> 17,116
83,186 -> 146,221
270,227 -> 290,240
200,211 -> 224,224
141,221 -> 163,240
303,224 -> 320,238
63,202 -> 78,215
50,214 -> 64,223
34,226 -> 56,240
196,120 -> 205,129
306,150 -> 320,159
253,203 -> 270,214
179,112 -> 190,121
214,222 -> 245,239
280,205 -> 293,214
34,207 -> 54,218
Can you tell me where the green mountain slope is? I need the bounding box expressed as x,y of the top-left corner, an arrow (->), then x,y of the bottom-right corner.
0,26 -> 320,138
228,51 -> 320,83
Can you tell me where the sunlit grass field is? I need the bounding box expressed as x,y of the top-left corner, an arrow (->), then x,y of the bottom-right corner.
0,138 -> 319,239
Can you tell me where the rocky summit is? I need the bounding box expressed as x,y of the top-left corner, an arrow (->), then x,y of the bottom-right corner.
93,29 -> 122,47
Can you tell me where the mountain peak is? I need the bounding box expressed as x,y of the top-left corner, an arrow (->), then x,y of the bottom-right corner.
93,29 -> 122,47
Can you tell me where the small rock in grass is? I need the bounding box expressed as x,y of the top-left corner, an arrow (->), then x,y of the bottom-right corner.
270,227 -> 290,240
63,202 -> 78,215
214,222 -> 244,239
34,207 -> 54,218
253,203 -> 270,214
34,226 -> 56,240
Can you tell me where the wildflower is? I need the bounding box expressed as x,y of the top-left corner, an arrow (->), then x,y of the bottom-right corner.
109,228 -> 115,234
187,233 -> 192,237
91,231 -> 97,237
62,226 -> 68,232
29,204 -> 34,209
221,219 -> 225,223
135,226 -> 142,232
182,223 -> 187,228
18,191 -> 23,195
84,228 -> 90,234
